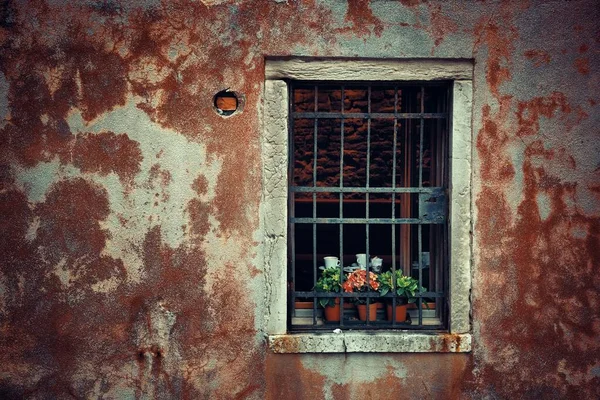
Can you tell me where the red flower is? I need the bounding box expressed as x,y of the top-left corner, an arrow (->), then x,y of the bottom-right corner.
342,270 -> 379,292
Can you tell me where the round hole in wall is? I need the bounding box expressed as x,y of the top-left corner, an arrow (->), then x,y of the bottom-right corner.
213,89 -> 240,117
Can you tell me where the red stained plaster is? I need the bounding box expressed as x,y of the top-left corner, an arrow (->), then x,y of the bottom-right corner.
516,92 -> 571,137
344,0 -> 384,37
474,62 -> 600,398
574,57 -> 590,75
147,163 -> 172,188
35,178 -> 111,261
524,49 -> 551,67
73,131 -> 143,184
191,175 -> 208,196
474,13 -> 517,98
266,355 -> 326,400
428,3 -> 458,48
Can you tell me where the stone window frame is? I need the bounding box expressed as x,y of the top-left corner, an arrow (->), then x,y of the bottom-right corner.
262,59 -> 473,353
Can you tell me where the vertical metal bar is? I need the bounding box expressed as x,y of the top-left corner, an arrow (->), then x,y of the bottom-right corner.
443,83 -> 452,327
365,85 -> 371,323
419,86 -> 424,188
289,84 -> 296,324
391,86 -> 398,325
312,85 -> 318,326
418,86 -> 424,327
339,85 -> 345,325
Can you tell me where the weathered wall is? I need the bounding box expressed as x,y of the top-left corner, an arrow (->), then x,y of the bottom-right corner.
0,0 -> 598,398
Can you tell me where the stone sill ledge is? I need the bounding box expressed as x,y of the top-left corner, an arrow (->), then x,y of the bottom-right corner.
268,332 -> 471,353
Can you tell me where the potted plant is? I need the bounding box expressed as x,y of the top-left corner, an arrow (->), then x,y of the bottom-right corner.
314,267 -> 344,322
342,269 -> 380,321
378,270 -> 426,322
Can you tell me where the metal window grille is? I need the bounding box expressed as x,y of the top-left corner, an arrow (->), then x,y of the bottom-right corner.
288,82 -> 451,331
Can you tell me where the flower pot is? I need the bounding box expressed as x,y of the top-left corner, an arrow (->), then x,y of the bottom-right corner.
295,301 -> 314,309
357,303 -> 378,321
343,301 -> 355,310
386,304 -> 408,322
324,299 -> 341,322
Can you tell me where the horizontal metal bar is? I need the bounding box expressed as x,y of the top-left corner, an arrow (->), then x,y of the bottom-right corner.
290,324 -> 445,331
295,291 -> 444,298
291,80 -> 453,87
291,186 -> 442,194
291,217 -> 423,224
292,112 -> 447,119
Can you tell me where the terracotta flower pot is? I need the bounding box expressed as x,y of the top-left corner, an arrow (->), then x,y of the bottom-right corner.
386,304 -> 408,322
324,299 -> 341,322
407,302 -> 436,310
357,303 -> 378,321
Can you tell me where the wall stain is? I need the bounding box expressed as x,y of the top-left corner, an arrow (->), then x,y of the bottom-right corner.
0,0 -> 599,398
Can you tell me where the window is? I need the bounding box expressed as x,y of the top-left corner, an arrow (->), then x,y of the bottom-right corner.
263,59 -> 473,353
289,82 -> 449,331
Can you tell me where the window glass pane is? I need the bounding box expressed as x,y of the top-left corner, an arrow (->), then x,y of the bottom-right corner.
343,118 -> 368,187
395,223 -> 415,273
399,86 -> 420,113
421,119 -> 449,187
424,85 -> 448,113
316,119 -> 341,187
395,119 -> 419,187
343,224 -> 366,262
343,193 -> 365,219
371,87 -> 398,113
316,224 -> 341,264
293,194 -> 312,218
317,86 -> 342,112
293,86 -> 315,112
293,118 -> 314,187
369,119 -> 395,187
369,193 -> 392,219
393,193 -> 419,220
288,81 -> 450,331
316,192 -> 338,218
422,118 -> 448,187
369,224 -> 393,271
344,86 -> 369,113
421,119 -> 432,188
293,223 -> 314,292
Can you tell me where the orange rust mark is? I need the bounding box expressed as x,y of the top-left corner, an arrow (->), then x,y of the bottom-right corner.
476,104 -> 515,182
399,0 -> 426,6
344,0 -> 384,37
270,336 -> 300,354
524,49 -> 551,67
474,20 -> 516,97
428,3 -> 458,48
574,57 -> 590,75
516,92 -> 571,137
187,198 -> 210,238
36,178 -> 110,258
331,367 -> 403,399
147,163 -> 172,188
72,131 -> 143,184
192,175 -> 208,196
266,354 -> 325,400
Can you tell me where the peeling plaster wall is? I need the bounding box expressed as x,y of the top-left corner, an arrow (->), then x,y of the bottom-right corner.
0,0 -> 598,398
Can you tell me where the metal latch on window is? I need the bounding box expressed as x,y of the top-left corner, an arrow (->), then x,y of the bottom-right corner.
419,188 -> 447,223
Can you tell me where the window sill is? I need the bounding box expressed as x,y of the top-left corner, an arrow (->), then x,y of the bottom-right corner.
268,332 -> 471,353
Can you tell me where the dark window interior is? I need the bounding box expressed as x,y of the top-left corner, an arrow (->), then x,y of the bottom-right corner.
289,82 -> 450,330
